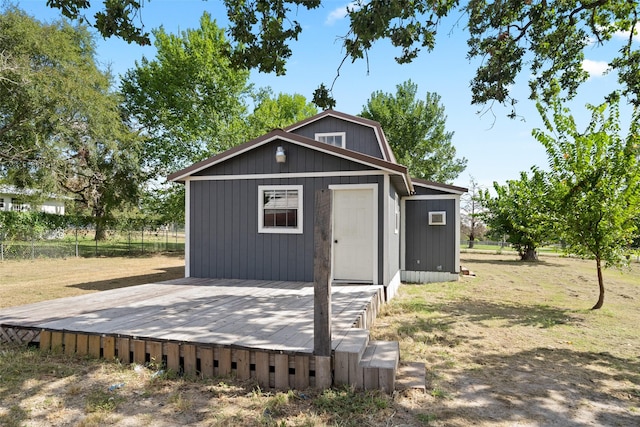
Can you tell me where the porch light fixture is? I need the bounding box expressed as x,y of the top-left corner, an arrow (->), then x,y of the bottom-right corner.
275,146 -> 286,163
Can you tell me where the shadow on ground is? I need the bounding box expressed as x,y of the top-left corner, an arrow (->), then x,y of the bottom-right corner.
68,266 -> 185,291
400,347 -> 640,426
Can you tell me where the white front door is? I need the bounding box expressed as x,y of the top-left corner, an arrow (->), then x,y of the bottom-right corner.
332,186 -> 376,282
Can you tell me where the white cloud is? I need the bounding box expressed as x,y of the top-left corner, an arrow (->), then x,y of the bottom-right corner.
325,2 -> 359,26
582,59 -> 609,77
613,29 -> 638,41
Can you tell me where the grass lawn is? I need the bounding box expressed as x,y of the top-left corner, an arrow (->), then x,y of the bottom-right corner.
0,253 -> 638,426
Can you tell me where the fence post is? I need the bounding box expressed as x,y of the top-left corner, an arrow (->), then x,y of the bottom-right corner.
1,241 -> 3,261
75,228 -> 79,257
31,238 -> 35,260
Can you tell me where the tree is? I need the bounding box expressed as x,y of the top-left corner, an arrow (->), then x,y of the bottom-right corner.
0,7 -> 142,240
461,176 -> 486,248
120,12 -> 251,178
480,170 -> 557,261
46,0 -> 640,112
360,80 -> 467,182
533,92 -> 640,309
57,97 -> 142,240
246,89 -> 317,138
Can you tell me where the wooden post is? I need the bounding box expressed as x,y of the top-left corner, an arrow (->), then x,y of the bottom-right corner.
313,189 -> 332,357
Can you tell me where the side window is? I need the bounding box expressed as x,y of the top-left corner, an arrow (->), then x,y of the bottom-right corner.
0,198 -> 4,210
258,185 -> 303,234
428,211 -> 447,226
315,132 -> 346,148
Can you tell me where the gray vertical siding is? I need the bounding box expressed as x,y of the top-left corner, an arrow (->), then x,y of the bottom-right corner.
189,175 -> 385,283
404,199 -> 456,273
289,116 -> 384,159
194,140 -> 374,176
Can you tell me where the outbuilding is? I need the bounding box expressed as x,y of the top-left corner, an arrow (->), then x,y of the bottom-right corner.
168,110 -> 466,300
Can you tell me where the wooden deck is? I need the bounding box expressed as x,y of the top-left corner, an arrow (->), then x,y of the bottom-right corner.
0,278 -> 385,390
0,278 -> 382,353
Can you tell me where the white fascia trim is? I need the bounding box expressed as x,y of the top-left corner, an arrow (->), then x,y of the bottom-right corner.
328,183 -> 379,285
412,183 -> 466,195
170,135 -> 281,180
184,180 -> 190,278
185,170 -> 383,181
403,194 -> 461,201
372,126 -> 394,162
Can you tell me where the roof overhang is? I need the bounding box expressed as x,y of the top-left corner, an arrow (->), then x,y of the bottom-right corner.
167,129 -> 413,195
411,178 -> 467,195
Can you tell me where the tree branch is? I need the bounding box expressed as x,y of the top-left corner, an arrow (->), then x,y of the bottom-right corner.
568,0 -> 609,26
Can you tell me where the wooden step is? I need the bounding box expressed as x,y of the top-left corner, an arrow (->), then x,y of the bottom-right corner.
395,361 -> 426,392
333,328 -> 369,386
359,341 -> 399,394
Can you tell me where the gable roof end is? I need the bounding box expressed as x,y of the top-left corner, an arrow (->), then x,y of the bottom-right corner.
167,129 -> 412,194
284,109 -> 397,163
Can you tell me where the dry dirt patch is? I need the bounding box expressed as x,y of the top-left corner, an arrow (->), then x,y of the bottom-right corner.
377,253 -> 640,426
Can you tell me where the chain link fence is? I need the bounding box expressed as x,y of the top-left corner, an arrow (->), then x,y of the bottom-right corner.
0,226 -> 185,260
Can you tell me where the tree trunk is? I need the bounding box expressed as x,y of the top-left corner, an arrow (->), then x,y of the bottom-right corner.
591,257 -> 605,310
468,235 -> 475,249
94,221 -> 107,241
93,207 -> 107,241
520,247 -> 538,261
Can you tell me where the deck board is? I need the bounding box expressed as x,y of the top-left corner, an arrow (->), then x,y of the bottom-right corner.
0,278 -> 382,354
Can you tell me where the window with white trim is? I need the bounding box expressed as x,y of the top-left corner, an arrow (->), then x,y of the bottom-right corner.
315,132 -> 346,148
258,185 -> 303,234
428,211 -> 446,226
0,198 -> 4,211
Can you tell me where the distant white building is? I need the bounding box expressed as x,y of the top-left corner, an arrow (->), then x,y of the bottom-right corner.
0,186 -> 66,215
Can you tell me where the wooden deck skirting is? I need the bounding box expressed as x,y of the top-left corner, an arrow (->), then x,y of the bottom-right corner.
32,329 -> 326,389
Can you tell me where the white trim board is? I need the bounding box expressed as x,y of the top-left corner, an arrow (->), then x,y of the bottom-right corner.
184,170 -> 384,181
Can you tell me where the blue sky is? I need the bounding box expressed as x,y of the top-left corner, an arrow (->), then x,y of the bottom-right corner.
17,0 -> 634,190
